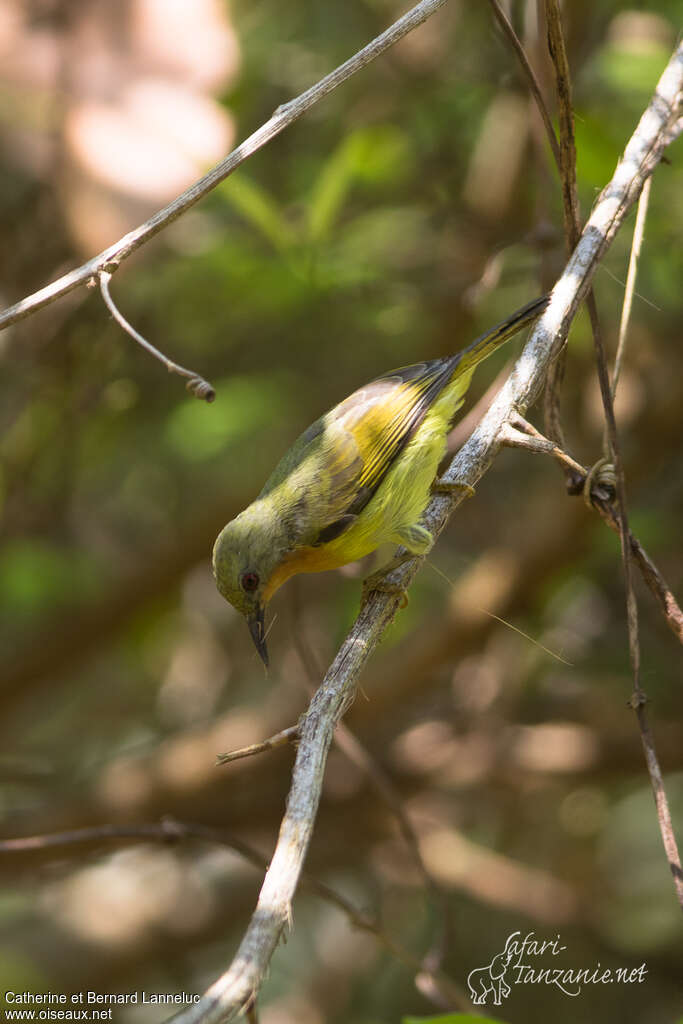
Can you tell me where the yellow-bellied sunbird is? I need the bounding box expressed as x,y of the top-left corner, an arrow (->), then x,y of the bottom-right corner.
213,294 -> 548,665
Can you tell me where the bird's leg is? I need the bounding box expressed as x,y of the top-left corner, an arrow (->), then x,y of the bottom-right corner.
361,522 -> 433,609
361,552 -> 412,609
432,477 -> 476,499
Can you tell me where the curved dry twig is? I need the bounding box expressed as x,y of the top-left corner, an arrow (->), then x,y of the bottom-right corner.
167,40 -> 683,1024
0,0 -> 450,336
99,272 -> 216,402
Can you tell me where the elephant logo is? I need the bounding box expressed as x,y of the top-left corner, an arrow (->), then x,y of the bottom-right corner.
467,936 -> 516,1005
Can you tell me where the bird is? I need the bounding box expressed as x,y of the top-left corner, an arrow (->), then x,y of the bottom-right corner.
213,294 -> 548,665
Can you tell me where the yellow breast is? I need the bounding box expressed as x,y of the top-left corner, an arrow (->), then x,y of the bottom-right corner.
263,545 -> 349,603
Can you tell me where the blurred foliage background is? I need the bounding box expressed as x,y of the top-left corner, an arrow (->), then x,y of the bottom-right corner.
0,1 -> 682,1022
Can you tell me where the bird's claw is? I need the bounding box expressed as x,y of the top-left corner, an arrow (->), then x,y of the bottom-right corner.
361,566 -> 410,610
432,477 -> 475,499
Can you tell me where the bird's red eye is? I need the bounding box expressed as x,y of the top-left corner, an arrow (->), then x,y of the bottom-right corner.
240,571 -> 260,592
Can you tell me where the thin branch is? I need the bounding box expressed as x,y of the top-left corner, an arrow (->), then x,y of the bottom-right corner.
486,0 -> 561,170
500,414 -> 587,481
543,0 -> 580,248
541,11 -> 682,845
338,715 -> 456,975
0,819 -> 469,1013
500,415 -> 683,645
215,725 -> 299,766
612,174 -> 651,400
99,272 -> 216,402
590,173 -> 683,907
545,6 -> 682,907
290,614 -> 448,944
0,0 -> 451,335
624,535 -> 683,646
542,0 -> 583,463
629,697 -> 683,904
166,42 -> 683,1024
303,867 -> 469,1011
582,158 -> 682,909
290,615 -> 454,978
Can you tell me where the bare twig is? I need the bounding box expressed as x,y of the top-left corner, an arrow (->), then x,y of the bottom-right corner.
0,819 -> 469,1012
594,175 -> 683,908
542,0 -> 582,461
486,0 -> 561,170
0,0 -> 451,335
500,415 -> 683,645
543,0 -> 580,248
99,272 -> 216,402
624,535 -> 683,646
290,617 -> 453,976
629,698 -> 683,905
333,717 -> 455,976
304,868 -> 470,1011
612,175 -> 651,400
215,725 -> 299,765
0,821 -> 186,852
545,6 -> 683,906
583,177 -> 683,910
541,27 -> 682,906
166,42 -> 683,1024
500,413 -> 587,481
217,636 -> 454,972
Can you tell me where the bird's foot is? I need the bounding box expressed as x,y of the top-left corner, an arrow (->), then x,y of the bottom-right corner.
361,556 -> 410,610
432,477 -> 475,499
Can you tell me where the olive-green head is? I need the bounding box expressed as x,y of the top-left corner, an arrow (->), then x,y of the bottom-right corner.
212,502 -> 285,667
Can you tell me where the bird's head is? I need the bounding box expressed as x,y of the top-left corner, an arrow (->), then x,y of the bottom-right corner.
212,502 -> 286,667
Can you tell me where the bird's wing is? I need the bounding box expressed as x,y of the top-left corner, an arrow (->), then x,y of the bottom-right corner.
307,358 -> 456,546
258,358 -> 456,549
259,294 -> 549,550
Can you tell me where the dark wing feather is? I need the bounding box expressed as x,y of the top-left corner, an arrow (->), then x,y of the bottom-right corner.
308,356 -> 457,545
256,357 -> 457,551
259,292 -> 548,550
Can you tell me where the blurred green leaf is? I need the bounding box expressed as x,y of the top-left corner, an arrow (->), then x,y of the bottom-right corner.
0,541 -> 97,614
308,125 -> 412,242
574,114 -> 620,193
598,44 -> 672,100
219,174 -> 296,252
318,206 -> 431,287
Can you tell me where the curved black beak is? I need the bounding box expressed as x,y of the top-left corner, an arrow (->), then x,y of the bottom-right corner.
247,605 -> 269,667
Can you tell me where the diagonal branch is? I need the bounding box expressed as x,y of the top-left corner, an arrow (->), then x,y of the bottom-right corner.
0,0 -> 451,335
542,0 -> 587,464
0,820 -> 469,1012
486,0 -> 560,170
168,40 -> 683,1024
544,0 -> 580,249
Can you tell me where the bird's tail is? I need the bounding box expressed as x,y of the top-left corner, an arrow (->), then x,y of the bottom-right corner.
456,293 -> 549,373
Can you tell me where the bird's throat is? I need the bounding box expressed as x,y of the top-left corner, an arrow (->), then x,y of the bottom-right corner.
262,544 -> 348,603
